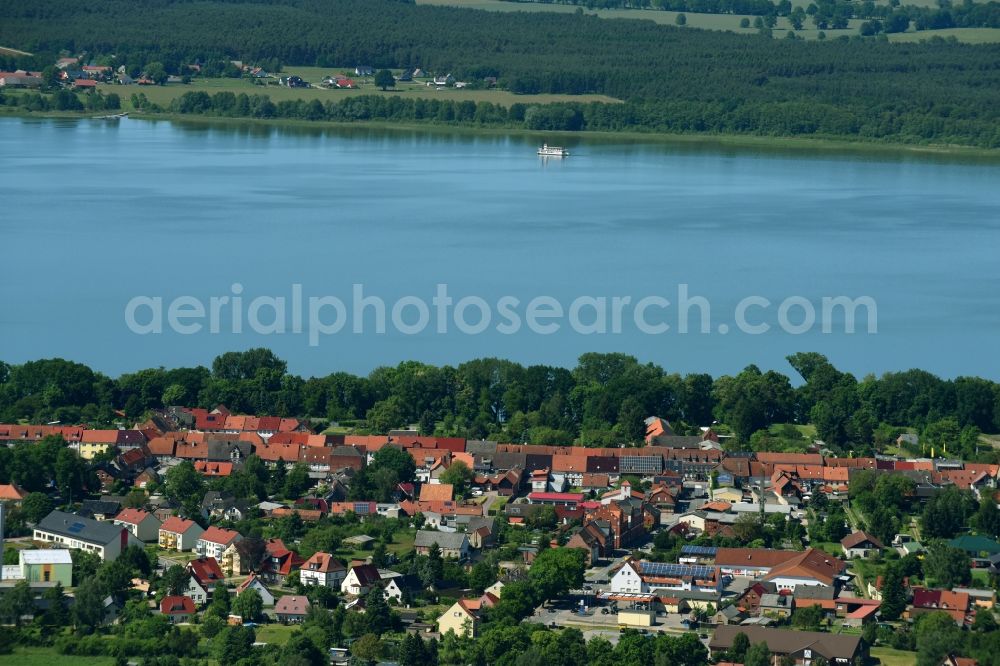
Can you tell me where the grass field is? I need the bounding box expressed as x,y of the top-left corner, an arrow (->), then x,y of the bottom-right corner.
0,45 -> 33,56
872,647 -> 918,666
254,623 -> 299,646
125,73 -> 619,112
8,647 -> 114,666
888,27 -> 1000,43
416,0 -> 999,41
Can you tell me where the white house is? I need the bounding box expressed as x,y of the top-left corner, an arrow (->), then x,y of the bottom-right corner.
196,526 -> 242,560
236,574 -> 275,606
341,564 -> 382,596
34,510 -> 141,561
185,576 -> 209,605
299,552 -> 346,588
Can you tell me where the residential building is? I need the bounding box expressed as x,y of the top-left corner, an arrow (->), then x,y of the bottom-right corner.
274,595 -> 310,623
34,510 -> 141,561
79,430 -> 118,459
0,484 -> 27,505
710,625 -> 866,665
196,526 -> 242,559
299,552 -> 347,588
841,531 -> 884,558
437,599 -> 481,637
414,530 -> 470,560
113,508 -> 161,542
187,557 -> 225,599
160,595 -> 196,623
236,574 -> 275,606
158,517 -> 205,551
341,564 -> 382,596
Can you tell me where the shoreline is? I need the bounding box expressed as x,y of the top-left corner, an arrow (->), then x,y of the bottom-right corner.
3,107 -> 999,162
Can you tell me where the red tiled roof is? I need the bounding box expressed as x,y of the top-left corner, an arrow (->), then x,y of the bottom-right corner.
275,595 -> 310,615
115,508 -> 152,525
188,557 -> 225,585
160,595 -> 196,614
194,461 -> 233,476
527,492 -> 585,503
199,526 -> 241,546
81,429 -> 118,444
0,484 -> 27,501
419,483 -> 454,502
302,551 -> 345,573
160,516 -> 198,534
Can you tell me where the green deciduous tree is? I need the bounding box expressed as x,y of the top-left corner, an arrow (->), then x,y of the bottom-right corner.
374,69 -> 395,91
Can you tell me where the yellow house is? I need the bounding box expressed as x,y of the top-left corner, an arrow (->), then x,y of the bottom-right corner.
79,430 -> 118,460
437,599 -> 480,637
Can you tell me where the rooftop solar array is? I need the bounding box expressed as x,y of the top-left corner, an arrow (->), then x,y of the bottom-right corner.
681,545 -> 718,556
620,455 -> 663,474
639,561 -> 716,579
68,521 -> 86,534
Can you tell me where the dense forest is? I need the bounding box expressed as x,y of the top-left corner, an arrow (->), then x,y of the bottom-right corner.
1,0 -> 999,147
1,350 -> 998,458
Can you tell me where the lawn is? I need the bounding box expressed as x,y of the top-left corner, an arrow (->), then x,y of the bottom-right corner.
971,568 -> 990,586
7,647 -> 114,666
417,0 -> 1000,41
872,647 -> 918,666
124,75 -> 619,113
254,623 -> 299,646
888,27 -> 1000,43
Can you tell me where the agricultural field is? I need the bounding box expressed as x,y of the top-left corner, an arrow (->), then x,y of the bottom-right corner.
888,27 -> 1000,42
871,647 -> 918,666
124,71 -> 620,112
6,647 -> 114,666
0,45 -> 32,56
416,0 -> 999,41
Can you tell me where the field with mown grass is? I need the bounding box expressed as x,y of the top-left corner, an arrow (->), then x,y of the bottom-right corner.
7,647 -> 114,666
416,0 -> 1000,41
123,73 -> 620,112
871,647 -> 918,666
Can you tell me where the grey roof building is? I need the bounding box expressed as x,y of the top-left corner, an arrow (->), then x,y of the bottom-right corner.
35,510 -> 141,561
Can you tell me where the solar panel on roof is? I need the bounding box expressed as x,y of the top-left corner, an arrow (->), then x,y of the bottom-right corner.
639,561 -> 715,579
681,545 -> 718,556
68,522 -> 86,534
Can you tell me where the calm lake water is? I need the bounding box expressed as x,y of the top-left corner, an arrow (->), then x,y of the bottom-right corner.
2,116 -> 999,380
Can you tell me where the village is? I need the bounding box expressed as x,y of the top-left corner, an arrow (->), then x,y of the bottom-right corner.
0,54 -> 479,93
1,407 -> 997,666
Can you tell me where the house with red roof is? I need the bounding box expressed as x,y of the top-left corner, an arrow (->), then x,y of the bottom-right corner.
274,595 -> 310,623
419,483 -> 454,502
160,595 -> 196,623
261,538 -> 304,583
909,587 -> 971,625
841,531 -> 884,559
236,573 -> 275,607
527,491 -> 585,507
194,461 -> 234,477
79,429 -> 118,459
0,484 -> 28,504
196,526 -> 242,560
300,552 -> 347,588
187,557 -> 226,600
159,516 -> 205,551
113,508 -> 161,542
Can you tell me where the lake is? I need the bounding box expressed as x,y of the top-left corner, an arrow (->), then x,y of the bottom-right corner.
2,116 -> 999,380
